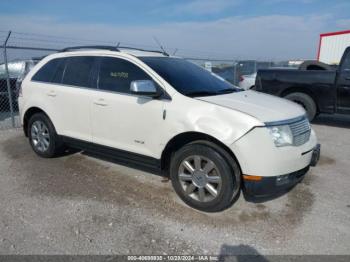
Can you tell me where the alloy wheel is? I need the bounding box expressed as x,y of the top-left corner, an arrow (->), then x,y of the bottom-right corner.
178,155 -> 222,202
31,120 -> 50,152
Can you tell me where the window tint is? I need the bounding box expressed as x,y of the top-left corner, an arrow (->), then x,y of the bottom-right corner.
140,57 -> 240,97
98,57 -> 151,93
51,58 -> 66,83
62,56 -> 95,87
341,51 -> 350,71
32,58 -> 63,82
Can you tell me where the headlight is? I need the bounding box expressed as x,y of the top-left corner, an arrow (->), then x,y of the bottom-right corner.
267,125 -> 293,147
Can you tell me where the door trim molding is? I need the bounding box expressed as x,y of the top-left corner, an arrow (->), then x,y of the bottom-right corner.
61,136 -> 163,176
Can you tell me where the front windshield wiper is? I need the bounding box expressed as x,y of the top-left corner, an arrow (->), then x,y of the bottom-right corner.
185,91 -> 218,97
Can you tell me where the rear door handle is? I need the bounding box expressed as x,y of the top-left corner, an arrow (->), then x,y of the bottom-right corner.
94,98 -> 108,106
47,91 -> 56,97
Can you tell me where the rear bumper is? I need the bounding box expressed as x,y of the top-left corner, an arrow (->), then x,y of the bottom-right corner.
243,143 -> 320,197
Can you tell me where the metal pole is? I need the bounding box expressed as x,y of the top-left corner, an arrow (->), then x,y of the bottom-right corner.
254,60 -> 257,73
233,62 -> 237,85
3,31 -> 15,128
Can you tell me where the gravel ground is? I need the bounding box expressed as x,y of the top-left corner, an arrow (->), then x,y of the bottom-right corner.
0,114 -> 349,255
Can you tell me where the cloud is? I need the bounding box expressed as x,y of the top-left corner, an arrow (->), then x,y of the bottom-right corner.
0,14 -> 339,60
336,19 -> 350,29
173,0 -> 241,15
264,0 -> 315,3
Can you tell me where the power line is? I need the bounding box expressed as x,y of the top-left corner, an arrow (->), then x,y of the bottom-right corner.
9,30 -> 116,45
0,29 -> 241,59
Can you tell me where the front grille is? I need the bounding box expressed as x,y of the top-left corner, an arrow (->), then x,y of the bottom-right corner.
289,117 -> 311,146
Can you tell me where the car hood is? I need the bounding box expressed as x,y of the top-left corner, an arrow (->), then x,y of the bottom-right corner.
196,90 -> 305,123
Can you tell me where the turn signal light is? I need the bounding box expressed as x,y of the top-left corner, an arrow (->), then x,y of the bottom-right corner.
243,175 -> 262,181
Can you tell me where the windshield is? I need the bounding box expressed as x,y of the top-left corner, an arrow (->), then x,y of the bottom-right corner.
140,57 -> 241,97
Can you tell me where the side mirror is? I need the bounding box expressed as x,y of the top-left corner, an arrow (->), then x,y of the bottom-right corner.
130,80 -> 161,98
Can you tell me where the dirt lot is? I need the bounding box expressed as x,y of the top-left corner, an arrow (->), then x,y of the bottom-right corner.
0,114 -> 349,255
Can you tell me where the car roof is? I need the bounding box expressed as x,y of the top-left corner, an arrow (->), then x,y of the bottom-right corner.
57,45 -> 170,58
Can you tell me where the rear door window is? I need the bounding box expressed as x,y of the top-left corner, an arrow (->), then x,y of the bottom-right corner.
98,57 -> 151,93
62,56 -> 96,88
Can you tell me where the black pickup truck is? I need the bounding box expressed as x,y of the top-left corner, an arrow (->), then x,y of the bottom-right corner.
255,47 -> 350,120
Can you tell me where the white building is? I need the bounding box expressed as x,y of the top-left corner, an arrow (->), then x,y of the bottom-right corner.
317,30 -> 350,65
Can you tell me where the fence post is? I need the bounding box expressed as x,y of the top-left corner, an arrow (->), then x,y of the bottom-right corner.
3,31 -> 15,128
254,60 -> 257,73
233,61 -> 237,85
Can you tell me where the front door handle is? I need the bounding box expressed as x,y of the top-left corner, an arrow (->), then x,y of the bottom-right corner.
94,98 -> 108,106
47,91 -> 56,97
345,77 -> 350,80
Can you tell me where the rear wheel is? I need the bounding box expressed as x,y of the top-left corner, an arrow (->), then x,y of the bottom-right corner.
28,113 -> 64,158
284,92 -> 317,121
170,142 -> 241,212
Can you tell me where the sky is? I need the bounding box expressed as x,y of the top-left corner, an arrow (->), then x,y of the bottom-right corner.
0,0 -> 350,60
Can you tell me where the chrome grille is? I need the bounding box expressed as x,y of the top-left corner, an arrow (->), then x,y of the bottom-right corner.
289,117 -> 311,146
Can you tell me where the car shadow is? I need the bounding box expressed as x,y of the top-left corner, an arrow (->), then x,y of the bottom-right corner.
219,244 -> 269,261
312,114 -> 350,128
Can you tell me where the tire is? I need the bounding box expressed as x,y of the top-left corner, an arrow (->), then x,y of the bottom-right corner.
170,141 -> 241,212
284,92 -> 317,121
28,113 -> 64,158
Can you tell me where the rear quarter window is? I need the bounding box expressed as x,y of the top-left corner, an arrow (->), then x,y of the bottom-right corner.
341,52 -> 350,71
31,58 -> 64,83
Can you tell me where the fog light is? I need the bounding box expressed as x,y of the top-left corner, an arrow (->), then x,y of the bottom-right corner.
276,175 -> 289,186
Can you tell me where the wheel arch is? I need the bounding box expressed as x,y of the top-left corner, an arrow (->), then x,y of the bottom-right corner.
160,131 -> 242,176
23,107 -> 50,137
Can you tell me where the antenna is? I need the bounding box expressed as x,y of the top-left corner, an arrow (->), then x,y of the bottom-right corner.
152,36 -> 169,56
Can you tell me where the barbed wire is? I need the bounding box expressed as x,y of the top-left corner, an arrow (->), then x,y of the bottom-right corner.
0,29 -> 246,60
0,29 -> 296,62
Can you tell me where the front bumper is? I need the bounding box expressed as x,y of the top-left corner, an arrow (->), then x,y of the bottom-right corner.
243,144 -> 320,197
230,127 -> 318,177
243,166 -> 309,197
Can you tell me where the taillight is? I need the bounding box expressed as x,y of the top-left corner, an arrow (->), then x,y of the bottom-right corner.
239,75 -> 244,82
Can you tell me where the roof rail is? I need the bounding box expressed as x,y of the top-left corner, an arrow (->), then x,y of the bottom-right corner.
118,46 -> 169,56
59,45 -> 169,56
59,45 -> 120,52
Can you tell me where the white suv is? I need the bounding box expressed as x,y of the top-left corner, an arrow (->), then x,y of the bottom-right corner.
18,46 -> 320,212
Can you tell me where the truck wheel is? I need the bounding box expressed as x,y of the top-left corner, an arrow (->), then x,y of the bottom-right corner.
284,92 -> 317,121
170,141 -> 241,212
28,113 -> 65,158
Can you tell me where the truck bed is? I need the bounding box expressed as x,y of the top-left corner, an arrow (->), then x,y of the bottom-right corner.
255,69 -> 337,114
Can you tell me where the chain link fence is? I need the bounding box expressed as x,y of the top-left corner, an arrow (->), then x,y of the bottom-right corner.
0,30 -> 301,130
0,31 -> 18,129
0,31 -> 60,129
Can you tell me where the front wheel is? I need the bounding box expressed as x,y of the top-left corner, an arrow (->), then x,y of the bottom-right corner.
170,142 -> 241,212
